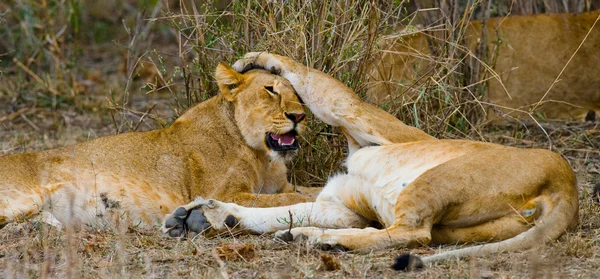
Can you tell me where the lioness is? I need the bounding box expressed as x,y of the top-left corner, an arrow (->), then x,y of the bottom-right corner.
0,63 -> 314,231
367,11 -> 600,120
163,53 -> 579,269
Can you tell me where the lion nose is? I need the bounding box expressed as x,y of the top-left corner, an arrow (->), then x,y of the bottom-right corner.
285,112 -> 306,123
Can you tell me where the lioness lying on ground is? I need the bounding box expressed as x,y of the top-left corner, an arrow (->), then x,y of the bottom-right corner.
0,63 -> 315,231
163,53 -> 579,269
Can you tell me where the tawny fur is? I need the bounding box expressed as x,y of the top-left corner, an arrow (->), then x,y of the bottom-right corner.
0,63 -> 315,229
367,11 -> 600,120
177,52 -> 579,266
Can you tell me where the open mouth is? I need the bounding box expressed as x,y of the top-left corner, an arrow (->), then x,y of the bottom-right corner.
266,131 -> 299,151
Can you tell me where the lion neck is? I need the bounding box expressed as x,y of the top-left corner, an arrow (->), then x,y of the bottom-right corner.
168,95 -> 269,158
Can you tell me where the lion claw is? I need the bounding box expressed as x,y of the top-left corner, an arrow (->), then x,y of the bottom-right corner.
206,199 -> 217,209
232,52 -> 262,72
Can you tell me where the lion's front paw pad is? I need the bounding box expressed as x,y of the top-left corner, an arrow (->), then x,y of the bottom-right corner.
164,217 -> 183,237
163,206 -> 192,237
174,207 -> 188,217
163,199 -> 241,237
224,215 -> 238,228
186,208 -> 211,232
163,207 -> 211,237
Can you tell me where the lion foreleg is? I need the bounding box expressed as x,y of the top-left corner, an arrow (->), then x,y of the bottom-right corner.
232,52 -> 434,146
232,52 -> 361,127
163,199 -> 369,237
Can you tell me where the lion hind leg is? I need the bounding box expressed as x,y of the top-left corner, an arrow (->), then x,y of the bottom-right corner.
414,193 -> 577,267
0,184 -> 55,226
431,215 -> 534,245
279,225 -> 432,251
0,180 -> 97,230
431,195 -> 546,244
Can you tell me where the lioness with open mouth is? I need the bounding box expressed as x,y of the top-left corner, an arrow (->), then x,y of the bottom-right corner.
0,62 -> 315,231
163,52 -> 578,270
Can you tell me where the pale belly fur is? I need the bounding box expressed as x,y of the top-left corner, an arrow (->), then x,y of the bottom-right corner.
321,140 -> 493,227
41,171 -> 184,229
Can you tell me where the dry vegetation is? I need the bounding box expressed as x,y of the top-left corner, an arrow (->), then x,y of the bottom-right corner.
0,0 -> 599,278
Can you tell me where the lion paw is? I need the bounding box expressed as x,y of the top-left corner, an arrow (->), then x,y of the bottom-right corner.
162,198 -> 239,238
274,228 -> 348,251
232,52 -> 283,75
274,227 -> 323,243
162,206 -> 210,237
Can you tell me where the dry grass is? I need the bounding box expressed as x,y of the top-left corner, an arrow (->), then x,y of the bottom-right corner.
2,114 -> 598,278
1,0 -> 600,278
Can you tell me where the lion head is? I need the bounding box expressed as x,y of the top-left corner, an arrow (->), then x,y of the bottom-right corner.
215,63 -> 306,160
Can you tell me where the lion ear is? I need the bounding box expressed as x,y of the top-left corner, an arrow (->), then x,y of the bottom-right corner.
215,63 -> 243,100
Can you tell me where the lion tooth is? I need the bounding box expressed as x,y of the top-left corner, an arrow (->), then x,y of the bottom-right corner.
278,138 -> 295,146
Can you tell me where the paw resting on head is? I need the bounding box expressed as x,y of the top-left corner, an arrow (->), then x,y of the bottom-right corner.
232,52 -> 283,75
162,198 -> 239,238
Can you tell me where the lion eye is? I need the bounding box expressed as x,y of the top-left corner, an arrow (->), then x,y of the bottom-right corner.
264,86 -> 277,95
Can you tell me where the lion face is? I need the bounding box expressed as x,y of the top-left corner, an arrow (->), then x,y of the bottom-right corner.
215,63 -> 306,161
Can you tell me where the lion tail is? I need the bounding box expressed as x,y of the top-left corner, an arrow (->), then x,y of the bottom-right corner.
392,191 -> 578,271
